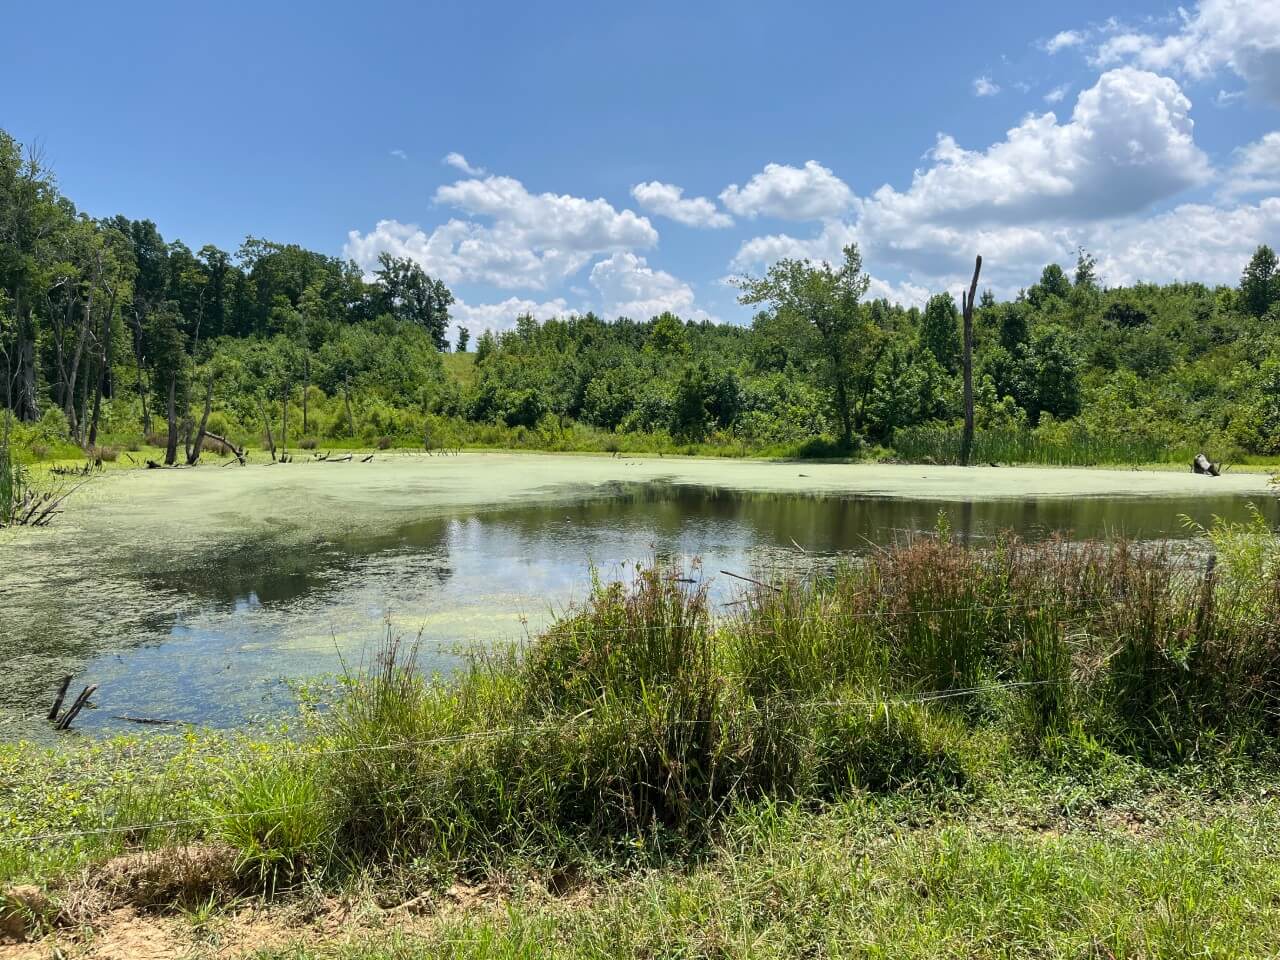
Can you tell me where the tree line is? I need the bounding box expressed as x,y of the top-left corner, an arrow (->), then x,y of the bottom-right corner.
4,127 -> 1280,463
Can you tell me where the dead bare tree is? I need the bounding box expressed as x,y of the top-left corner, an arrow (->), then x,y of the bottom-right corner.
960,255 -> 983,466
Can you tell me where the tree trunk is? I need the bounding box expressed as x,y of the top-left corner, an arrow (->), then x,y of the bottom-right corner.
164,375 -> 178,466
88,284 -> 117,448
15,300 -> 39,422
281,387 -> 289,455
344,381 -> 356,437
186,375 -> 214,465
64,296 -> 93,438
302,354 -> 310,434
261,399 -> 276,461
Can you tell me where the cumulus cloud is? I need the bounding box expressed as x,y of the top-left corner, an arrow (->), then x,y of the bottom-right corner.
344,174 -> 657,290
1089,197 -> 1280,286
451,295 -> 571,334
630,181 -> 733,228
1221,132 -> 1280,199
729,220 -> 860,273
719,161 -> 855,221
860,68 -> 1210,234
973,76 -> 1002,97
589,252 -> 713,322
443,152 -> 486,176
1043,30 -> 1085,54
1093,0 -> 1280,104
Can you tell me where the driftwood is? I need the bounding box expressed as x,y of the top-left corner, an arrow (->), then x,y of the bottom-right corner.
328,454 -> 353,463
361,454 -> 374,463
1192,453 -> 1222,477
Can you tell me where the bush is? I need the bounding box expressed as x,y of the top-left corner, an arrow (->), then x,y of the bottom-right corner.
298,437 -> 318,450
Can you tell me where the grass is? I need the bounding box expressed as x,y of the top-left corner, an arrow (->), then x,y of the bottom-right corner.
892,422 -> 1209,467
240,795 -> 1280,958
8,522 -> 1280,952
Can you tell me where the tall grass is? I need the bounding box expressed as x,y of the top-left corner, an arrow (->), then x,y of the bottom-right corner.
892,422 -> 1201,466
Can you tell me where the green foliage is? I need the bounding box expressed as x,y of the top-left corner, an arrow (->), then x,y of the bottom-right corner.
4,123 -> 1280,468
920,293 -> 960,372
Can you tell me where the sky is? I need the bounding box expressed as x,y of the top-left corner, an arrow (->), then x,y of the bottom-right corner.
3,0 -> 1279,335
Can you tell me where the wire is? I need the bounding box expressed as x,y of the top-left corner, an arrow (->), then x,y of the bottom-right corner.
0,678 -> 1079,848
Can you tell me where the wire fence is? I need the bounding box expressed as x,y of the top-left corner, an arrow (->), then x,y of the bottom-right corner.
0,678 -> 1076,848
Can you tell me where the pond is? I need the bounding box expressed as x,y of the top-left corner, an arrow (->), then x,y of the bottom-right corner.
3,453 -> 1276,740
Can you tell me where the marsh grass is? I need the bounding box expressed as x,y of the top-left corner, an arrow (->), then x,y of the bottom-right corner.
893,422 -> 1202,466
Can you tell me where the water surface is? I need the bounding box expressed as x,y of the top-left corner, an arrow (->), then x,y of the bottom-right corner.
3,455 -> 1275,739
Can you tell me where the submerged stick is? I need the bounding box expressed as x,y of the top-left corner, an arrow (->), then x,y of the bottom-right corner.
56,684 -> 97,730
719,569 -> 782,593
47,675 -> 72,722
111,715 -> 185,726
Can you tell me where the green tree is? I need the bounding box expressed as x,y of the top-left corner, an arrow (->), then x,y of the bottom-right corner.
373,253 -> 453,349
735,244 -> 871,450
1241,245 -> 1279,319
455,326 -> 470,352
1074,248 -> 1098,290
920,293 -> 960,373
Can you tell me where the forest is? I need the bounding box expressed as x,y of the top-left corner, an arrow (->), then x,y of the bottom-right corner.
4,127 -> 1280,467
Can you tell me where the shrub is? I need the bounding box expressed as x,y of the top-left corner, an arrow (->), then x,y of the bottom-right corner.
298,437 -> 318,450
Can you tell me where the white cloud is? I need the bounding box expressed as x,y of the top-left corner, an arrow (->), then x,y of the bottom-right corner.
451,296 -> 571,334
865,276 -> 931,309
390,148 -> 408,161
345,174 -> 658,290
1044,30 -> 1085,54
443,152 -> 486,176
435,176 -> 657,253
973,76 -> 1002,97
719,161 -> 855,221
1221,132 -> 1280,199
729,220 -> 860,272
630,181 -> 733,228
1044,83 -> 1072,103
1089,197 -> 1280,286
1093,0 -> 1280,104
589,252 -> 713,321
861,69 -> 1210,234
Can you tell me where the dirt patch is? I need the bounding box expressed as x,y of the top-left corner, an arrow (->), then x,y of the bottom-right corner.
0,887 -> 521,960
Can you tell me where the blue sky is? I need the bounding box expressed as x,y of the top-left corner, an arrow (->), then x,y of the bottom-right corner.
4,1 -> 1278,333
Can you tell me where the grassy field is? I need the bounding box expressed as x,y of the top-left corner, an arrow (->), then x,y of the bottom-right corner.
6,516 -> 1280,955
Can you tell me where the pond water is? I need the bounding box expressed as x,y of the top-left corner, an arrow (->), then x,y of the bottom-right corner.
3,454 -> 1276,740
